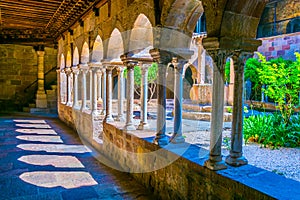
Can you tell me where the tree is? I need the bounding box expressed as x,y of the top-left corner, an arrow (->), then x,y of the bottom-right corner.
124,63 -> 158,101
255,52 -> 300,124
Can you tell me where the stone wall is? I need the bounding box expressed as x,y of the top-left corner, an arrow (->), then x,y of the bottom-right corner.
57,104 -> 300,199
257,32 -> 300,60
0,44 -> 57,111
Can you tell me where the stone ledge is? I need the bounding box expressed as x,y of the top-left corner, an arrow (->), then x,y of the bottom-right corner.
99,122 -> 300,200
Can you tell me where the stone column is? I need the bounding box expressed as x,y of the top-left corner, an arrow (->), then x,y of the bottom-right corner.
79,64 -> 88,111
96,69 -> 102,102
71,66 -> 80,109
194,35 -> 205,84
101,66 -> 106,115
65,67 -> 72,106
36,50 -> 47,108
204,49 -> 227,170
150,49 -> 170,146
91,63 -> 101,116
104,65 -> 114,122
138,63 -> 150,130
123,62 -> 136,131
225,51 -> 251,166
89,67 -> 93,108
116,66 -> 125,122
170,57 -> 185,143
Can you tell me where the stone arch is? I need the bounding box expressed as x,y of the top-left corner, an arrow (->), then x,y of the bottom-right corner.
163,0 -> 203,35
81,42 -> 89,64
107,28 -> 124,61
91,35 -> 104,62
73,47 -> 79,66
129,13 -> 153,53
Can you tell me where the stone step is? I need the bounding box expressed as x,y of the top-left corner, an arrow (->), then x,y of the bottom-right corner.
182,104 -> 232,113
30,108 -> 50,113
46,90 -> 56,95
182,111 -> 232,122
23,107 -> 30,112
28,103 -> 36,108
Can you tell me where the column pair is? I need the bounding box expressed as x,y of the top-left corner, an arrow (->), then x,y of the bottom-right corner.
78,63 -> 89,112
89,62 -> 102,116
103,64 -> 114,122
121,55 -> 136,131
71,65 -> 80,109
204,46 -> 251,170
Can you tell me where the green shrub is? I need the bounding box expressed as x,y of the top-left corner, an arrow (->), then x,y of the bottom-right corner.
243,114 -> 300,148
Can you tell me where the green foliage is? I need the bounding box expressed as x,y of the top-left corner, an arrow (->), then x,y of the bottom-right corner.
245,53 -> 300,123
124,63 -> 158,100
255,52 -> 300,124
224,60 -> 231,84
244,114 -> 300,148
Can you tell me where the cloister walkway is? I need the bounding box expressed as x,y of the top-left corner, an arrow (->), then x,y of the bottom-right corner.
0,113 -> 156,200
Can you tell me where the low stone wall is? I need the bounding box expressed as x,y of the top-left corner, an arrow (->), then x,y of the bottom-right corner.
101,123 -> 299,200
58,103 -> 300,200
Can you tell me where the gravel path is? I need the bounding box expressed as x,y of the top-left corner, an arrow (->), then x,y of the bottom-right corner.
184,130 -> 300,182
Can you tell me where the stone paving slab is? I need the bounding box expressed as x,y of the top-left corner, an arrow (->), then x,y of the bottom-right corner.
0,114 -> 157,200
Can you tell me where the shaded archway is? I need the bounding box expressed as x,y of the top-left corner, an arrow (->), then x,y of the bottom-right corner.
129,14 -> 153,53
81,42 -> 89,64
73,47 -> 79,66
107,28 -> 124,61
92,35 -> 104,62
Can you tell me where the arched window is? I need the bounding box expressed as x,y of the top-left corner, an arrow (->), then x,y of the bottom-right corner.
194,12 -> 206,34
286,18 -> 300,34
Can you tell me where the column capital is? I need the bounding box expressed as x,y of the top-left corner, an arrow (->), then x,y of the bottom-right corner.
88,62 -> 102,68
193,33 -> 207,46
36,50 -> 45,57
116,65 -> 125,73
78,63 -> 89,70
71,65 -> 80,74
64,67 -> 72,75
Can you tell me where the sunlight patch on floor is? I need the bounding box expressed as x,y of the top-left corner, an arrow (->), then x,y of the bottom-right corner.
16,135 -> 63,143
13,120 -> 47,124
19,171 -> 98,189
16,129 -> 58,135
17,144 -> 92,153
18,155 -> 85,168
15,124 -> 52,129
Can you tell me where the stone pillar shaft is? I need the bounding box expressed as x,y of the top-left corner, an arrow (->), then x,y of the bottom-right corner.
116,66 -> 125,122
36,50 -> 47,108
80,65 -> 88,111
101,67 -> 106,115
124,64 -> 136,131
104,66 -> 114,122
150,49 -> 169,146
171,58 -> 185,143
138,63 -> 150,130
97,70 -> 102,101
204,50 -> 227,170
72,66 -> 79,108
92,66 -> 100,115
66,68 -> 72,106
226,51 -> 249,166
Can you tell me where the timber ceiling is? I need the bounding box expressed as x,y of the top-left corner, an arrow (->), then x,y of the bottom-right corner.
0,0 -> 102,47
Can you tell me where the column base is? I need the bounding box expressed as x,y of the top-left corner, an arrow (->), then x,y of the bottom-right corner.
66,102 -> 73,106
204,159 -> 227,171
104,115 -> 114,123
124,123 -> 136,131
153,134 -> 169,146
170,134 -> 185,144
92,110 -> 100,116
101,110 -> 106,115
116,115 -> 125,122
36,93 -> 47,108
225,155 -> 248,167
137,122 -> 150,130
